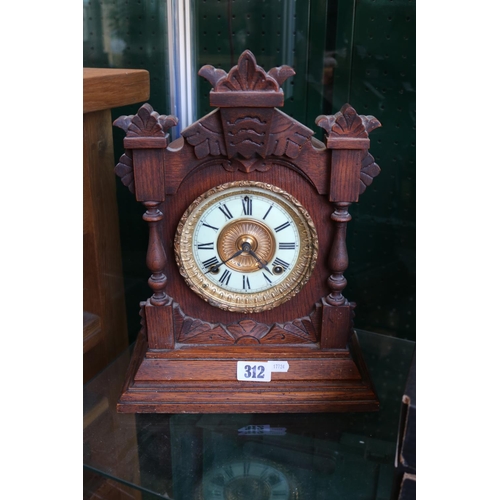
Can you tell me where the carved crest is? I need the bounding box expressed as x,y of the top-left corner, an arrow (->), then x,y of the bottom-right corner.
199,50 -> 294,93
181,109 -> 227,158
268,110 -> 313,158
222,108 -> 274,159
180,51 -> 314,168
182,108 -> 313,168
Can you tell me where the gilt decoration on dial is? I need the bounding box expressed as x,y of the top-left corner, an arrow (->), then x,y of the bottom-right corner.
174,181 -> 318,313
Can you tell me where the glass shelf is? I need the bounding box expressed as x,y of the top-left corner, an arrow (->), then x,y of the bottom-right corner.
83,330 -> 415,499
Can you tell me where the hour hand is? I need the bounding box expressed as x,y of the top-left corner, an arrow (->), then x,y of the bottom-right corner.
205,248 -> 244,273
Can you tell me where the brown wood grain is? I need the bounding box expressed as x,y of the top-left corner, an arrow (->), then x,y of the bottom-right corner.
83,68 -> 150,114
161,163 -> 332,325
146,345 -> 350,359
145,301 -> 174,349
116,331 -> 378,413
320,302 -> 353,349
117,400 -> 378,414
134,358 -> 361,382
211,91 -> 284,107
132,150 -> 165,202
329,150 -> 363,202
326,137 -> 370,149
124,136 -> 168,149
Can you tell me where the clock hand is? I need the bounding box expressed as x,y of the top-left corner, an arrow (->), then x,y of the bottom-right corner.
205,248 -> 245,273
244,246 -> 274,275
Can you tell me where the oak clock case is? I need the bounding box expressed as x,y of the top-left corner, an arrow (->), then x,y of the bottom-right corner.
113,50 -> 382,413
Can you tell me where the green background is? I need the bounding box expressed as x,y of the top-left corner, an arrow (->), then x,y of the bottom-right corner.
84,0 -> 415,341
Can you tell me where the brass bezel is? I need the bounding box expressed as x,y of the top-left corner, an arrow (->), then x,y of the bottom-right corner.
174,181 -> 318,313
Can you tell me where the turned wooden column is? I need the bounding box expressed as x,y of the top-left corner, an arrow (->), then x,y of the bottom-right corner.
325,202 -> 352,306
316,104 -> 381,349
143,202 -> 168,306
114,104 -> 178,349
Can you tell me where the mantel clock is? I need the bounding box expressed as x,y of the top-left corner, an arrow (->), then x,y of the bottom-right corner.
113,51 -> 382,413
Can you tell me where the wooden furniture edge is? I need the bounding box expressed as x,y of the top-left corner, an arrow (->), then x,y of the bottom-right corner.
83,68 -> 150,113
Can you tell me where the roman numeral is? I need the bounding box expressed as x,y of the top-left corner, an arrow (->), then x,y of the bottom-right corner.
273,257 -> 289,270
243,462 -> 251,476
202,256 -> 219,269
279,242 -> 295,250
219,269 -> 232,285
218,204 -> 233,220
241,196 -> 252,215
202,222 -> 219,231
242,275 -> 251,290
271,492 -> 287,497
263,272 -> 273,284
274,221 -> 290,233
197,242 -> 214,250
263,204 -> 273,220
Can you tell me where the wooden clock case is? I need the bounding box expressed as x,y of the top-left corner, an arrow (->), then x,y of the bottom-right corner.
113,51 -> 382,413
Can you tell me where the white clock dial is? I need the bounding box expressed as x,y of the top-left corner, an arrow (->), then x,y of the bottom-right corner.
192,187 -> 300,294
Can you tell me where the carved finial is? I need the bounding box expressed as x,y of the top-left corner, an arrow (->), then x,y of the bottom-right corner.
317,104 -> 382,201
113,104 -> 178,196
113,103 -> 178,137
199,50 -> 295,109
316,104 -> 381,138
201,50 -> 290,92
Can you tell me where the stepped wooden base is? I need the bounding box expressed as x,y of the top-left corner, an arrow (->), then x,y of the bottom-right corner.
117,331 -> 379,413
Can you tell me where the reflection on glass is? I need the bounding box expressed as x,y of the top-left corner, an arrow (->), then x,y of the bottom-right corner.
84,331 -> 415,499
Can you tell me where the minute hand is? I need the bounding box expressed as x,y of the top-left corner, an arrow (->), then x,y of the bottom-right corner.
205,248 -> 245,273
246,248 -> 273,275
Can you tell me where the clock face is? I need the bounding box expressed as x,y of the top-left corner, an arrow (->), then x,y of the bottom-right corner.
174,181 -> 318,313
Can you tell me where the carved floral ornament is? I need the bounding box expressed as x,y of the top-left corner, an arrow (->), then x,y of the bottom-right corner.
198,49 -> 295,93
181,108 -> 314,167
173,302 -> 320,345
316,103 -> 381,139
114,103 -> 178,138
